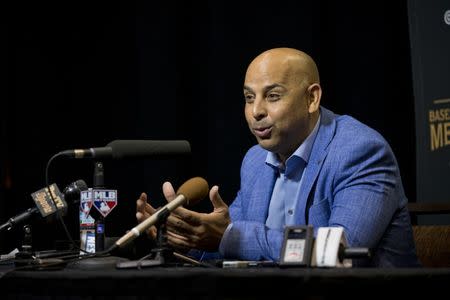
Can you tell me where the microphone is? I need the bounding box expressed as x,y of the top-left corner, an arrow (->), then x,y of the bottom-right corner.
113,177 -> 209,249
0,180 -> 88,232
57,140 -> 191,159
63,179 -> 89,205
311,227 -> 371,268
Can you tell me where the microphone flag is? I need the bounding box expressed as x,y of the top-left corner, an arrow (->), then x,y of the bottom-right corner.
31,184 -> 67,217
80,190 -> 95,225
79,189 -> 118,253
80,189 -> 118,219
92,189 -> 118,217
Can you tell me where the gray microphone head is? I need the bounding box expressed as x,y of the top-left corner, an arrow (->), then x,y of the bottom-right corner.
106,140 -> 191,159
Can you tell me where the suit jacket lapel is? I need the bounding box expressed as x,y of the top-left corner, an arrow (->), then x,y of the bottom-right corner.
250,163 -> 277,223
295,107 -> 336,224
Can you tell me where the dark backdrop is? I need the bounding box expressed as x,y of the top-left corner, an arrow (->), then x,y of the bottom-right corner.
0,1 -> 415,252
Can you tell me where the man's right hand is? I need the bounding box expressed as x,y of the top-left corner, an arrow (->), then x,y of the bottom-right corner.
136,192 -> 158,239
136,179 -> 179,239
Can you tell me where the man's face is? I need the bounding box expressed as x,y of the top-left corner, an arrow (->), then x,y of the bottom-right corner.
243,57 -> 312,160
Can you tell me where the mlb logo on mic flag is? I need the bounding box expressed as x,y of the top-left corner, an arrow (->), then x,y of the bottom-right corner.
92,189 -> 118,217
80,190 -> 95,225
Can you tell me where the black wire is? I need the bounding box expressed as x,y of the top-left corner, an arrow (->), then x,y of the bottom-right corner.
2,251 -> 112,273
45,152 -> 91,255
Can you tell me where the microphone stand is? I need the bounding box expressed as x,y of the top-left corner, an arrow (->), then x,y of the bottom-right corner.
135,209 -> 174,267
67,161 -> 128,269
117,209 -> 203,269
14,225 -> 34,261
93,161 -> 105,252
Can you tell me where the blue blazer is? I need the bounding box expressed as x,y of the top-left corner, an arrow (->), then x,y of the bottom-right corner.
219,107 -> 419,267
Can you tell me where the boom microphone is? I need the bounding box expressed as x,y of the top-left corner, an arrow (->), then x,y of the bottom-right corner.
113,177 -> 209,249
58,140 -> 191,159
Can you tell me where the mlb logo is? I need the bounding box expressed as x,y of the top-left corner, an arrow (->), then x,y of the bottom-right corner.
92,189 -> 118,217
80,190 -> 95,226
80,190 -> 94,216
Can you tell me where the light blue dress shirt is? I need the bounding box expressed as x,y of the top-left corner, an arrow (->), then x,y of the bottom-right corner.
218,114 -> 322,257
265,115 -> 321,230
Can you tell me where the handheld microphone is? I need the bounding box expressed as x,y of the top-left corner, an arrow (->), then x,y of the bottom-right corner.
113,177 -> 209,249
63,179 -> 89,205
0,180 -> 88,232
57,140 -> 191,159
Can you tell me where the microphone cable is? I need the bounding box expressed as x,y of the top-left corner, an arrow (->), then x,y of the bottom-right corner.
45,152 -> 92,255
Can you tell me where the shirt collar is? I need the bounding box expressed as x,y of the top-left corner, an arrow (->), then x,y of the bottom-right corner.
265,113 -> 321,172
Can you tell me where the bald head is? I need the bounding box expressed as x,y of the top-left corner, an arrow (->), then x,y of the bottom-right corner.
246,48 -> 320,87
243,47 -> 322,161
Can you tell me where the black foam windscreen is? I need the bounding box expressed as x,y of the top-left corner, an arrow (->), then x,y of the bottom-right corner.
106,140 -> 191,159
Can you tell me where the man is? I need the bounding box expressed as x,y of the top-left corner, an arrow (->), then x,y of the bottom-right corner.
136,48 -> 419,267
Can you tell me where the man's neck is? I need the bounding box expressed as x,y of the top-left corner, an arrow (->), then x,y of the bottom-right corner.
277,112 -> 320,164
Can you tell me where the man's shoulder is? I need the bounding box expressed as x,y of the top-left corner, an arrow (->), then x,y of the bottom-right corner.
320,107 -> 392,157
320,110 -> 397,168
333,113 -> 387,144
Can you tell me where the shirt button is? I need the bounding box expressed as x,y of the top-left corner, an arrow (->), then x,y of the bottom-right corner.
288,209 -> 294,215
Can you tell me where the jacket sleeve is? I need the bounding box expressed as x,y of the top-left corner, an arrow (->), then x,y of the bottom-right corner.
326,132 -> 403,248
218,147 -> 285,261
219,219 -> 284,261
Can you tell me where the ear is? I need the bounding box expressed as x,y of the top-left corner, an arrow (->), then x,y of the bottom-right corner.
307,83 -> 322,113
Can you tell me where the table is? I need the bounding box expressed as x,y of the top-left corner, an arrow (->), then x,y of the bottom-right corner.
1,258 -> 449,299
